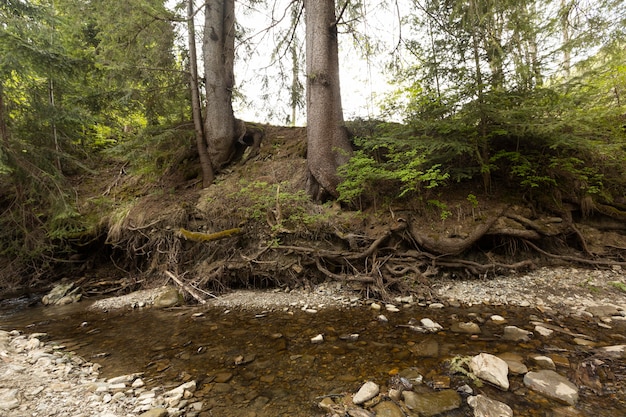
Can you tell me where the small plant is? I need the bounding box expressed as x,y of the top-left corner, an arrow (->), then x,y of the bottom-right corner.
427,199 -> 452,221
448,356 -> 483,387
467,193 -> 479,219
608,281 -> 626,293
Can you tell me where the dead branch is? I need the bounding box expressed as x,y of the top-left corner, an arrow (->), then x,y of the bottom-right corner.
165,270 -> 208,304
179,227 -> 242,242
522,240 -> 626,267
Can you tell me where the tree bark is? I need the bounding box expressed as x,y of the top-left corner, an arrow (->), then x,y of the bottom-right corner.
188,0 -> 214,187
203,0 -> 236,172
304,0 -> 352,201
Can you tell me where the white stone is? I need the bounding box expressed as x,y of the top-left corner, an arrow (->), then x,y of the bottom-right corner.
489,315 -> 507,324
524,370 -> 579,405
420,318 -> 443,332
534,325 -> 554,337
502,326 -> 532,342
311,334 -> 324,344
352,381 -> 379,405
370,303 -> 381,310
469,353 -> 509,390
468,394 -> 513,417
386,304 -> 400,312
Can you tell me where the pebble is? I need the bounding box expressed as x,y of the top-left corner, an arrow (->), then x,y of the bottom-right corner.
311,334 -> 324,344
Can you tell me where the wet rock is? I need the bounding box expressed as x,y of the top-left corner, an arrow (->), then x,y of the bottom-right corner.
489,315 -> 507,324
377,314 -> 388,323
502,326 -> 532,342
139,408 -> 168,417
534,325 -> 554,337
548,406 -> 586,417
529,354 -> 556,370
386,304 -> 400,312
594,344 -> 626,359
402,389 -> 462,416
42,282 -> 82,305
586,305 -> 620,318
523,370 -> 579,405
410,338 -> 439,357
347,407 -> 375,417
572,337 -> 597,347
352,381 -> 379,405
428,302 -> 445,309
153,286 -> 182,308
469,353 -> 509,390
467,394 -> 513,417
372,400 -> 405,417
497,352 -> 528,375
311,334 -> 324,344
451,322 -> 481,334
370,303 -> 381,310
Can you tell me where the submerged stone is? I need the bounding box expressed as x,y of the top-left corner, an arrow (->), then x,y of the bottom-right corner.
470,353 -> 509,390
523,370 -> 579,405
468,394 -> 513,417
402,389 -> 462,417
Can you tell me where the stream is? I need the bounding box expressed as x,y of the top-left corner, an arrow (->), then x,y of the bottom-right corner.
1,293 -> 625,417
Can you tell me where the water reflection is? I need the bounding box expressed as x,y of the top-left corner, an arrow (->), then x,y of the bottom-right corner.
1,298 -> 625,416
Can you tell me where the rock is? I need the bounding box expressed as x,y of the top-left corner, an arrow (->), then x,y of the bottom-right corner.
594,344 -> 626,359
428,302 -> 445,309
42,282 -> 82,305
497,352 -> 528,375
153,287 -> 182,308
451,322 -> 481,334
311,334 -> 324,344
386,304 -> 400,312
523,370 -> 579,405
352,381 -> 379,405
529,354 -> 556,370
467,394 -> 513,417
489,315 -> 507,324
548,406 -> 586,417
347,407 -> 375,417
409,339 -> 439,357
0,388 -> 20,410
534,325 -> 554,337
402,389 -> 462,417
420,318 -> 444,332
139,408 -> 168,417
586,305 -> 620,317
469,353 -> 509,390
502,326 -> 532,342
572,337 -> 597,347
372,400 -> 405,417
377,314 -> 388,323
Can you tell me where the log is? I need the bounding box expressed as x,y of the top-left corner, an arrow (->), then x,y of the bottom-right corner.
179,227 -> 241,242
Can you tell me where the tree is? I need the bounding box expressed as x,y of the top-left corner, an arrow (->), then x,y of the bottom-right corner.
203,0 -> 237,173
187,0 -> 214,187
303,0 -> 352,200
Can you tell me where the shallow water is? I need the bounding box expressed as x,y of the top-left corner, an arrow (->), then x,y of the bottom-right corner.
1,295 -> 625,416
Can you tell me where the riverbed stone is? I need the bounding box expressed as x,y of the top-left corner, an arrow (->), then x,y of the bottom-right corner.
469,353 -> 509,390
451,322 -> 481,334
0,388 -> 20,410
372,400 -> 405,417
467,394 -> 513,417
139,408 -> 168,417
352,381 -> 379,405
497,352 -> 528,375
502,325 -> 532,342
523,370 -> 579,405
402,389 -> 461,416
153,287 -> 182,308
529,354 -> 556,370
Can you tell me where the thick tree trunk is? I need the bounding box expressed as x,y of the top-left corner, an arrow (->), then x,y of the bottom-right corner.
203,0 -> 236,172
304,0 -> 352,201
188,0 -> 214,187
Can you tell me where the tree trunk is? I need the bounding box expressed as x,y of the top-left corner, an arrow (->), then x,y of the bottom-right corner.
203,0 -> 236,172
0,81 -> 8,146
304,0 -> 352,201
188,0 -> 214,187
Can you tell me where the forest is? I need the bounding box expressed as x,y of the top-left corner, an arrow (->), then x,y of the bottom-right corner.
1,0 -> 626,299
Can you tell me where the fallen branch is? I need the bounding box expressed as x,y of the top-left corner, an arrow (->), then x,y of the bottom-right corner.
165,270 -> 208,304
179,227 -> 242,242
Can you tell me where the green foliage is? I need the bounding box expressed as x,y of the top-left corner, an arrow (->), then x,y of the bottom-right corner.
337,132 -> 450,208
232,180 -> 314,232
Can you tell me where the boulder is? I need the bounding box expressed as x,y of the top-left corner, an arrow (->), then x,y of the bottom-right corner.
153,287 -> 182,308
523,370 -> 579,405
469,353 -> 509,390
468,394 -> 513,417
